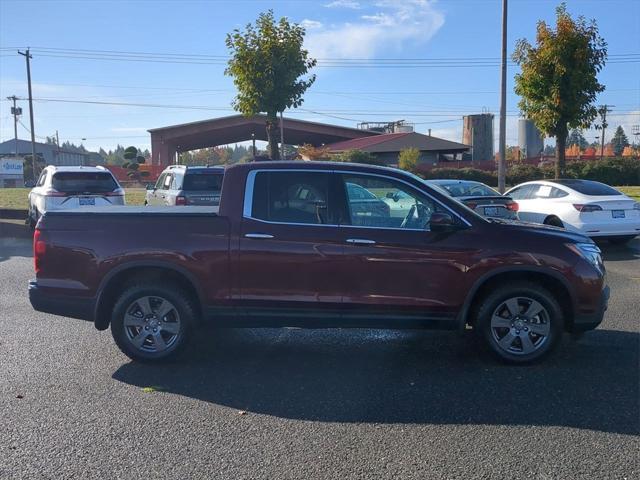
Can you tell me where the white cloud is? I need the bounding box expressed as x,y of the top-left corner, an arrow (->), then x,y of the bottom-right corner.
324,0 -> 361,9
301,19 -> 323,30
305,0 -> 445,59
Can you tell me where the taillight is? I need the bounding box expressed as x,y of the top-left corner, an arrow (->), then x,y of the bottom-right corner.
175,196 -> 187,206
43,189 -> 67,197
465,202 -> 477,210
573,204 -> 603,212
104,187 -> 125,197
33,228 -> 46,274
506,201 -> 519,212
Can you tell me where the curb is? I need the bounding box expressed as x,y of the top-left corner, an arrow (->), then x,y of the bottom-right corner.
0,209 -> 29,220
0,220 -> 32,240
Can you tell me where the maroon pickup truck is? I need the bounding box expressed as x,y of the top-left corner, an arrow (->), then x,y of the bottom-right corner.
29,161 -> 609,364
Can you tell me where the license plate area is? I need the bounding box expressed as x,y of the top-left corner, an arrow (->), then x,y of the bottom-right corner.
483,206 -> 500,216
612,210 -> 625,219
79,197 -> 95,206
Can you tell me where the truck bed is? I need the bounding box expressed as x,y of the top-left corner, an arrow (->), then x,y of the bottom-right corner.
43,205 -> 219,216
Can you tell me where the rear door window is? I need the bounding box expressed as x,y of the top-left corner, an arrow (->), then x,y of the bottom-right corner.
154,173 -> 167,190
182,173 -> 223,191
51,172 -> 117,193
162,174 -> 173,190
36,170 -> 47,187
250,171 -> 333,225
509,184 -> 536,200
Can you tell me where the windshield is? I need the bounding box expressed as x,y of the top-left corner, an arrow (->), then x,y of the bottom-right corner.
438,182 -> 499,197
52,172 -> 118,193
182,173 -> 223,191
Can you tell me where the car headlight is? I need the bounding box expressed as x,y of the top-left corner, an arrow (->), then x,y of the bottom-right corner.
567,242 -> 604,272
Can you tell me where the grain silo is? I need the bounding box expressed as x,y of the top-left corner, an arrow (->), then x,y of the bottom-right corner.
462,114 -> 494,162
518,118 -> 544,159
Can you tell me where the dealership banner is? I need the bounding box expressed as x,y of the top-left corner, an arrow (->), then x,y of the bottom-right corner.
0,158 -> 24,175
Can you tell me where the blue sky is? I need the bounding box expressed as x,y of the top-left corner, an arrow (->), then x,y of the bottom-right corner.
0,0 -> 638,152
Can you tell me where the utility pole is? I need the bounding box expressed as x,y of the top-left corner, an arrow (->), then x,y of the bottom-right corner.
596,105 -> 613,161
497,0 -> 508,194
280,111 -> 285,160
18,49 -> 37,180
7,95 -> 21,159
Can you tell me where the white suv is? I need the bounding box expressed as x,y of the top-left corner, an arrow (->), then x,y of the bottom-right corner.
27,166 -> 125,227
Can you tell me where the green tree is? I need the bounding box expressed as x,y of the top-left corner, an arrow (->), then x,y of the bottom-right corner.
567,129 -> 588,149
513,3 -> 607,178
611,126 -> 629,157
398,148 -> 420,171
225,10 -> 316,160
123,146 -> 146,181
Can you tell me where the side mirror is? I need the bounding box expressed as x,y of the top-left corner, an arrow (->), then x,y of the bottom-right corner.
24,181 -> 36,188
146,183 -> 155,190
429,212 -> 458,232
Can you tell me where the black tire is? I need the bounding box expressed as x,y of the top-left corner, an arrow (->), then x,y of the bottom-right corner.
544,216 -> 564,228
608,235 -> 635,245
110,282 -> 196,363
28,207 -> 39,230
474,282 -> 563,364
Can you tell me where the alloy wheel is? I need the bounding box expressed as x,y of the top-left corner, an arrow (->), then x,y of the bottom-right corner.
123,296 -> 181,353
490,296 -> 551,356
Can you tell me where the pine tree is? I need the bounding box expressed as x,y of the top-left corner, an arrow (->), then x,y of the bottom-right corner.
611,126 -> 629,156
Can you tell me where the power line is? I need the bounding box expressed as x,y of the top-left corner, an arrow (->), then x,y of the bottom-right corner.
2,47 -> 638,68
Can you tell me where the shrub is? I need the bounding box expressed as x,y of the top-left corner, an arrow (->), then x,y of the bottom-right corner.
398,148 -> 420,172
506,164 -> 542,185
417,158 -> 639,187
333,149 -> 386,166
422,167 -> 497,186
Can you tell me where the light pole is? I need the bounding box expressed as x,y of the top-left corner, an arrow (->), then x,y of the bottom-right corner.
497,0 -> 508,193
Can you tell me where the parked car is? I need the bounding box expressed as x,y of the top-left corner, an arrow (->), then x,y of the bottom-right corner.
145,165 -> 224,206
345,182 -> 391,222
27,166 -> 124,228
29,161 -> 608,364
506,179 -> 640,244
381,189 -> 418,219
426,180 -> 519,220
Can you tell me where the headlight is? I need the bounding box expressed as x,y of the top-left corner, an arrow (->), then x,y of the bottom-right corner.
567,242 -> 604,272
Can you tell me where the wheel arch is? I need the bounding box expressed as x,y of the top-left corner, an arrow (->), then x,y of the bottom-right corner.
94,261 -> 204,330
543,215 -> 564,227
459,267 -> 575,331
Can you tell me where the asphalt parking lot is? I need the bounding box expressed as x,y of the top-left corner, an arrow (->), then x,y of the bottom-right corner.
1,236 -> 638,479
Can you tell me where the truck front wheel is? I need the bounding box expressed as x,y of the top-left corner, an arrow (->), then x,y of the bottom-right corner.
110,283 -> 195,363
474,282 -> 564,364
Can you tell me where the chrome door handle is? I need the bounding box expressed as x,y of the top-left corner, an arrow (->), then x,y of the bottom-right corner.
244,233 -> 274,239
346,238 -> 376,245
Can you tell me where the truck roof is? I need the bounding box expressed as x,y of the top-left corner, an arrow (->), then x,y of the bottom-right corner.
226,160 -> 404,175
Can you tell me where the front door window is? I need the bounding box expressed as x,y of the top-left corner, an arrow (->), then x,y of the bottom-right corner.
339,174 -> 438,230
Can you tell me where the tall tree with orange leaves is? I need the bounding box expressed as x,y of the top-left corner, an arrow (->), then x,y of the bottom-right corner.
513,3 -> 607,178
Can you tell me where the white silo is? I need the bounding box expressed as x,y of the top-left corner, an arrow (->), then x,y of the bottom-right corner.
518,118 -> 544,159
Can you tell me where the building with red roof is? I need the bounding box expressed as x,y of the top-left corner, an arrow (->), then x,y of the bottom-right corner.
324,131 -> 470,167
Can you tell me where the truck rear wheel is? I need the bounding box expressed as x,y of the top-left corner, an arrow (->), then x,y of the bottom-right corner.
110,283 -> 195,363
474,282 -> 563,364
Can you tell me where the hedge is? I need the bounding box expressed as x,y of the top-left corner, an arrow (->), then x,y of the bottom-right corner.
419,158 -> 640,187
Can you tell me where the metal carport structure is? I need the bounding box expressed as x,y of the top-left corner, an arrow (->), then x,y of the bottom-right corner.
148,114 -> 379,165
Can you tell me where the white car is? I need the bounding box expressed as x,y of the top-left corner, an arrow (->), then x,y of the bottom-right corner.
506,179 -> 640,244
28,166 -> 125,228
